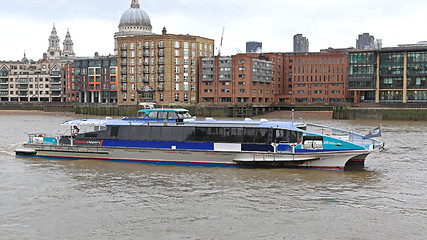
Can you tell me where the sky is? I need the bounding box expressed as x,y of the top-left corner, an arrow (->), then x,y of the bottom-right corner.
1,0 -> 427,61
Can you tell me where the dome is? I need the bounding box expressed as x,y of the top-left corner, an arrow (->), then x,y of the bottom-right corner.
119,6 -> 152,28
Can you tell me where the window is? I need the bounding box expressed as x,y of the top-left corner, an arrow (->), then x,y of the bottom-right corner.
174,41 -> 180,48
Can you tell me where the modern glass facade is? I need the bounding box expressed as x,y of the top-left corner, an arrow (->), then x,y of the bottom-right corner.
349,48 -> 427,103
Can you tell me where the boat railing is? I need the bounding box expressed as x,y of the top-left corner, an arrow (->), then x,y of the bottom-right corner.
28,133 -> 59,145
305,123 -> 383,150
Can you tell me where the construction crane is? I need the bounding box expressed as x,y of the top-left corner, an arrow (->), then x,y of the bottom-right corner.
218,27 -> 225,56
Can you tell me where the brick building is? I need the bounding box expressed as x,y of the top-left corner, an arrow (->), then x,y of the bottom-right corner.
115,1 -> 214,105
64,55 -> 118,103
199,50 -> 351,106
199,54 -> 274,105
117,33 -> 214,105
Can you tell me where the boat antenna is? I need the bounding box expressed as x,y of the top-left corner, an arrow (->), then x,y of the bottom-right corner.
292,108 -> 295,125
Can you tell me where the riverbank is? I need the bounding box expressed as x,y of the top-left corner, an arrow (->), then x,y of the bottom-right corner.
1,102 -> 426,121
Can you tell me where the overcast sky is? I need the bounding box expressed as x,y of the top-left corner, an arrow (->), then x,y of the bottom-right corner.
1,0 -> 426,61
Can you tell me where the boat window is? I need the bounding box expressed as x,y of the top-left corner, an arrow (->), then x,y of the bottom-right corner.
223,127 -> 243,142
157,111 -> 168,119
194,127 -> 208,141
138,112 -> 147,118
148,111 -> 158,119
160,127 -> 173,141
118,126 -> 130,139
274,129 -> 302,143
177,111 -> 191,119
168,112 -> 178,119
111,126 -> 119,137
128,126 -> 140,140
242,128 -> 270,144
94,126 -> 107,131
149,127 -> 162,141
171,127 -> 186,141
138,126 -> 150,141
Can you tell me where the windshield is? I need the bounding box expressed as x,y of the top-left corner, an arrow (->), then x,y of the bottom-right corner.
176,111 -> 192,119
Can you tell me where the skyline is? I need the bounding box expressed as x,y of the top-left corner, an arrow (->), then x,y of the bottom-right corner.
1,0 -> 427,60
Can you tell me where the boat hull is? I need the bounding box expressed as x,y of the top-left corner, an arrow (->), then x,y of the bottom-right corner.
16,144 -> 370,171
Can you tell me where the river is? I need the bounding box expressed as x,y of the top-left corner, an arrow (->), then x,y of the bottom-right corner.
0,111 -> 426,239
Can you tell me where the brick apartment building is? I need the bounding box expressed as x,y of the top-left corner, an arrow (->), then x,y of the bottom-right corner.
199,50 -> 351,106
199,54 -> 274,104
117,33 -> 214,105
64,55 -> 118,103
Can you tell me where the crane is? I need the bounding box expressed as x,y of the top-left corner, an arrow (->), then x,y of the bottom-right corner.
218,27 -> 225,56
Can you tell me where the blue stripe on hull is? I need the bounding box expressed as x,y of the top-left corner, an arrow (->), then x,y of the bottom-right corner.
102,140 -> 214,151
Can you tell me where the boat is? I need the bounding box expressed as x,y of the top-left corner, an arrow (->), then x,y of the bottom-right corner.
15,108 -> 383,171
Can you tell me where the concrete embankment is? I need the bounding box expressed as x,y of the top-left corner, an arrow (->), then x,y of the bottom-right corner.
0,102 -> 425,121
333,106 -> 427,121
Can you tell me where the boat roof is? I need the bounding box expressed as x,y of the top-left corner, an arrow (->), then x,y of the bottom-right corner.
62,118 -> 304,131
137,108 -> 188,114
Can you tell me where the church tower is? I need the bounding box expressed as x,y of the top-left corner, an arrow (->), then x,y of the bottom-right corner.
63,28 -> 75,58
47,23 -> 62,59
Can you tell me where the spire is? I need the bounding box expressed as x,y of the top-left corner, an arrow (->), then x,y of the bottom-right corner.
47,23 -> 61,59
63,28 -> 75,58
131,0 -> 140,8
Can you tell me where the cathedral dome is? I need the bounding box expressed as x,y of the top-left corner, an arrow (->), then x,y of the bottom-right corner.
119,1 -> 152,28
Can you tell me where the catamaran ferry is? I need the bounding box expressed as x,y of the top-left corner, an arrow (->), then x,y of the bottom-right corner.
15,108 -> 383,170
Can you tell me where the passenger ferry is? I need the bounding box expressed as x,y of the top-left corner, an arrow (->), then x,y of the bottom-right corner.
15,108 -> 383,170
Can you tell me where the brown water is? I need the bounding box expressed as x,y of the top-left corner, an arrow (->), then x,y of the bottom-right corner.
0,112 -> 426,239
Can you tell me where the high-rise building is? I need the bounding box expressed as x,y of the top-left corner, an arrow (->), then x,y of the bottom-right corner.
293,34 -> 309,53
356,33 -> 375,50
246,41 -> 262,53
116,0 -> 214,105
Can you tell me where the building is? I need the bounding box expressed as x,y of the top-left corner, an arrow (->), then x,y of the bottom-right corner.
289,50 -> 351,104
356,33 -> 376,50
0,53 -> 65,102
349,47 -> 427,103
64,55 -> 118,103
47,24 -> 75,60
398,41 -> 427,48
199,54 -> 274,104
293,34 -> 309,53
116,0 -> 214,105
114,0 -> 153,55
246,41 -> 262,53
